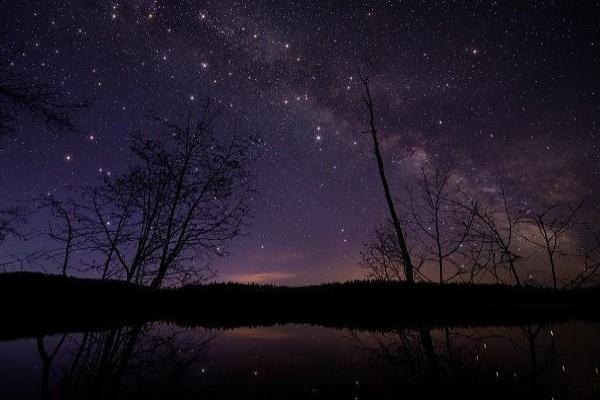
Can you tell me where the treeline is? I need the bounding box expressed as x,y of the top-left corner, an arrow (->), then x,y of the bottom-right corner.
2,272 -> 600,340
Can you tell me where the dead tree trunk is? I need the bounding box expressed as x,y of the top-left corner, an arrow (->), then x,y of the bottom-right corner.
360,74 -> 414,283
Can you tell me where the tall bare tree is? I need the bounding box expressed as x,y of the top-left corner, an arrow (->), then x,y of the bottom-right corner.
359,73 -> 414,283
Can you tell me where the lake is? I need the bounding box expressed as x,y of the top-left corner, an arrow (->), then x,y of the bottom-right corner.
1,320 -> 599,399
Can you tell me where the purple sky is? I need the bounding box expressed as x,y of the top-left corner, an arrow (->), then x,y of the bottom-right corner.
1,1 -> 599,284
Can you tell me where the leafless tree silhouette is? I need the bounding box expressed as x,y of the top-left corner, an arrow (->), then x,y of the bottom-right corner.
521,200 -> 584,290
408,162 -> 474,283
0,48 -> 87,137
40,101 -> 256,287
0,206 -> 27,246
359,72 -> 414,283
360,222 -> 426,281
566,224 -> 600,288
0,207 -> 30,272
42,196 -> 81,277
463,182 -> 525,286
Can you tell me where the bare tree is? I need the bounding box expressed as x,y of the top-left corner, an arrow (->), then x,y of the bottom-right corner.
361,222 -> 426,281
461,231 -> 500,284
0,46 -> 86,270
0,206 -> 32,272
464,182 -> 525,286
0,50 -> 87,137
0,206 -> 27,245
359,73 -> 414,283
566,224 -> 600,288
64,102 -> 256,287
408,162 -> 474,283
42,195 -> 84,277
522,200 -> 584,290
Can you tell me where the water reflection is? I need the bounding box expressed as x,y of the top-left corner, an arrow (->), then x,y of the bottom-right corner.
31,325 -> 213,399
1,321 -> 599,399
351,324 -> 562,398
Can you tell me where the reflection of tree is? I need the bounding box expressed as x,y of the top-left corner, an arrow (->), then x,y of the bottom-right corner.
351,323 -> 559,398
35,324 -> 214,399
351,327 -> 447,396
36,334 -> 67,400
507,323 -> 556,392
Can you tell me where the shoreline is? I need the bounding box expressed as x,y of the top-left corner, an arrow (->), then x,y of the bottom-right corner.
2,272 -> 599,340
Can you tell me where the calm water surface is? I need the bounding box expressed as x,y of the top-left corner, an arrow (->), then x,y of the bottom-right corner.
1,321 -> 599,399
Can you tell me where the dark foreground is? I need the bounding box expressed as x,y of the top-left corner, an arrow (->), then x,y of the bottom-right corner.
1,272 -> 599,339
2,273 -> 600,399
3,321 -> 600,399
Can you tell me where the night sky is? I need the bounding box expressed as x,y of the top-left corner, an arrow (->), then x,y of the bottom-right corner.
1,1 -> 599,284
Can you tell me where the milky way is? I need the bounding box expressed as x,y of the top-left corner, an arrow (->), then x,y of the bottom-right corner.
1,1 -> 599,284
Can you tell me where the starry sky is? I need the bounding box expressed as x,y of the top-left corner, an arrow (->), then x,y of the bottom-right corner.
1,1 -> 599,284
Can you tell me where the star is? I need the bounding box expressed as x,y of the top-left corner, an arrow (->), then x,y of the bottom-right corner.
1,0 -> 598,291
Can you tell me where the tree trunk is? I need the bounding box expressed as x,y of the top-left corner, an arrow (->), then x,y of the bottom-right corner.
150,266 -> 167,289
419,327 -> 440,388
372,131 -> 414,283
361,75 -> 414,283
547,248 -> 557,290
510,260 -> 521,286
438,252 -> 443,284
